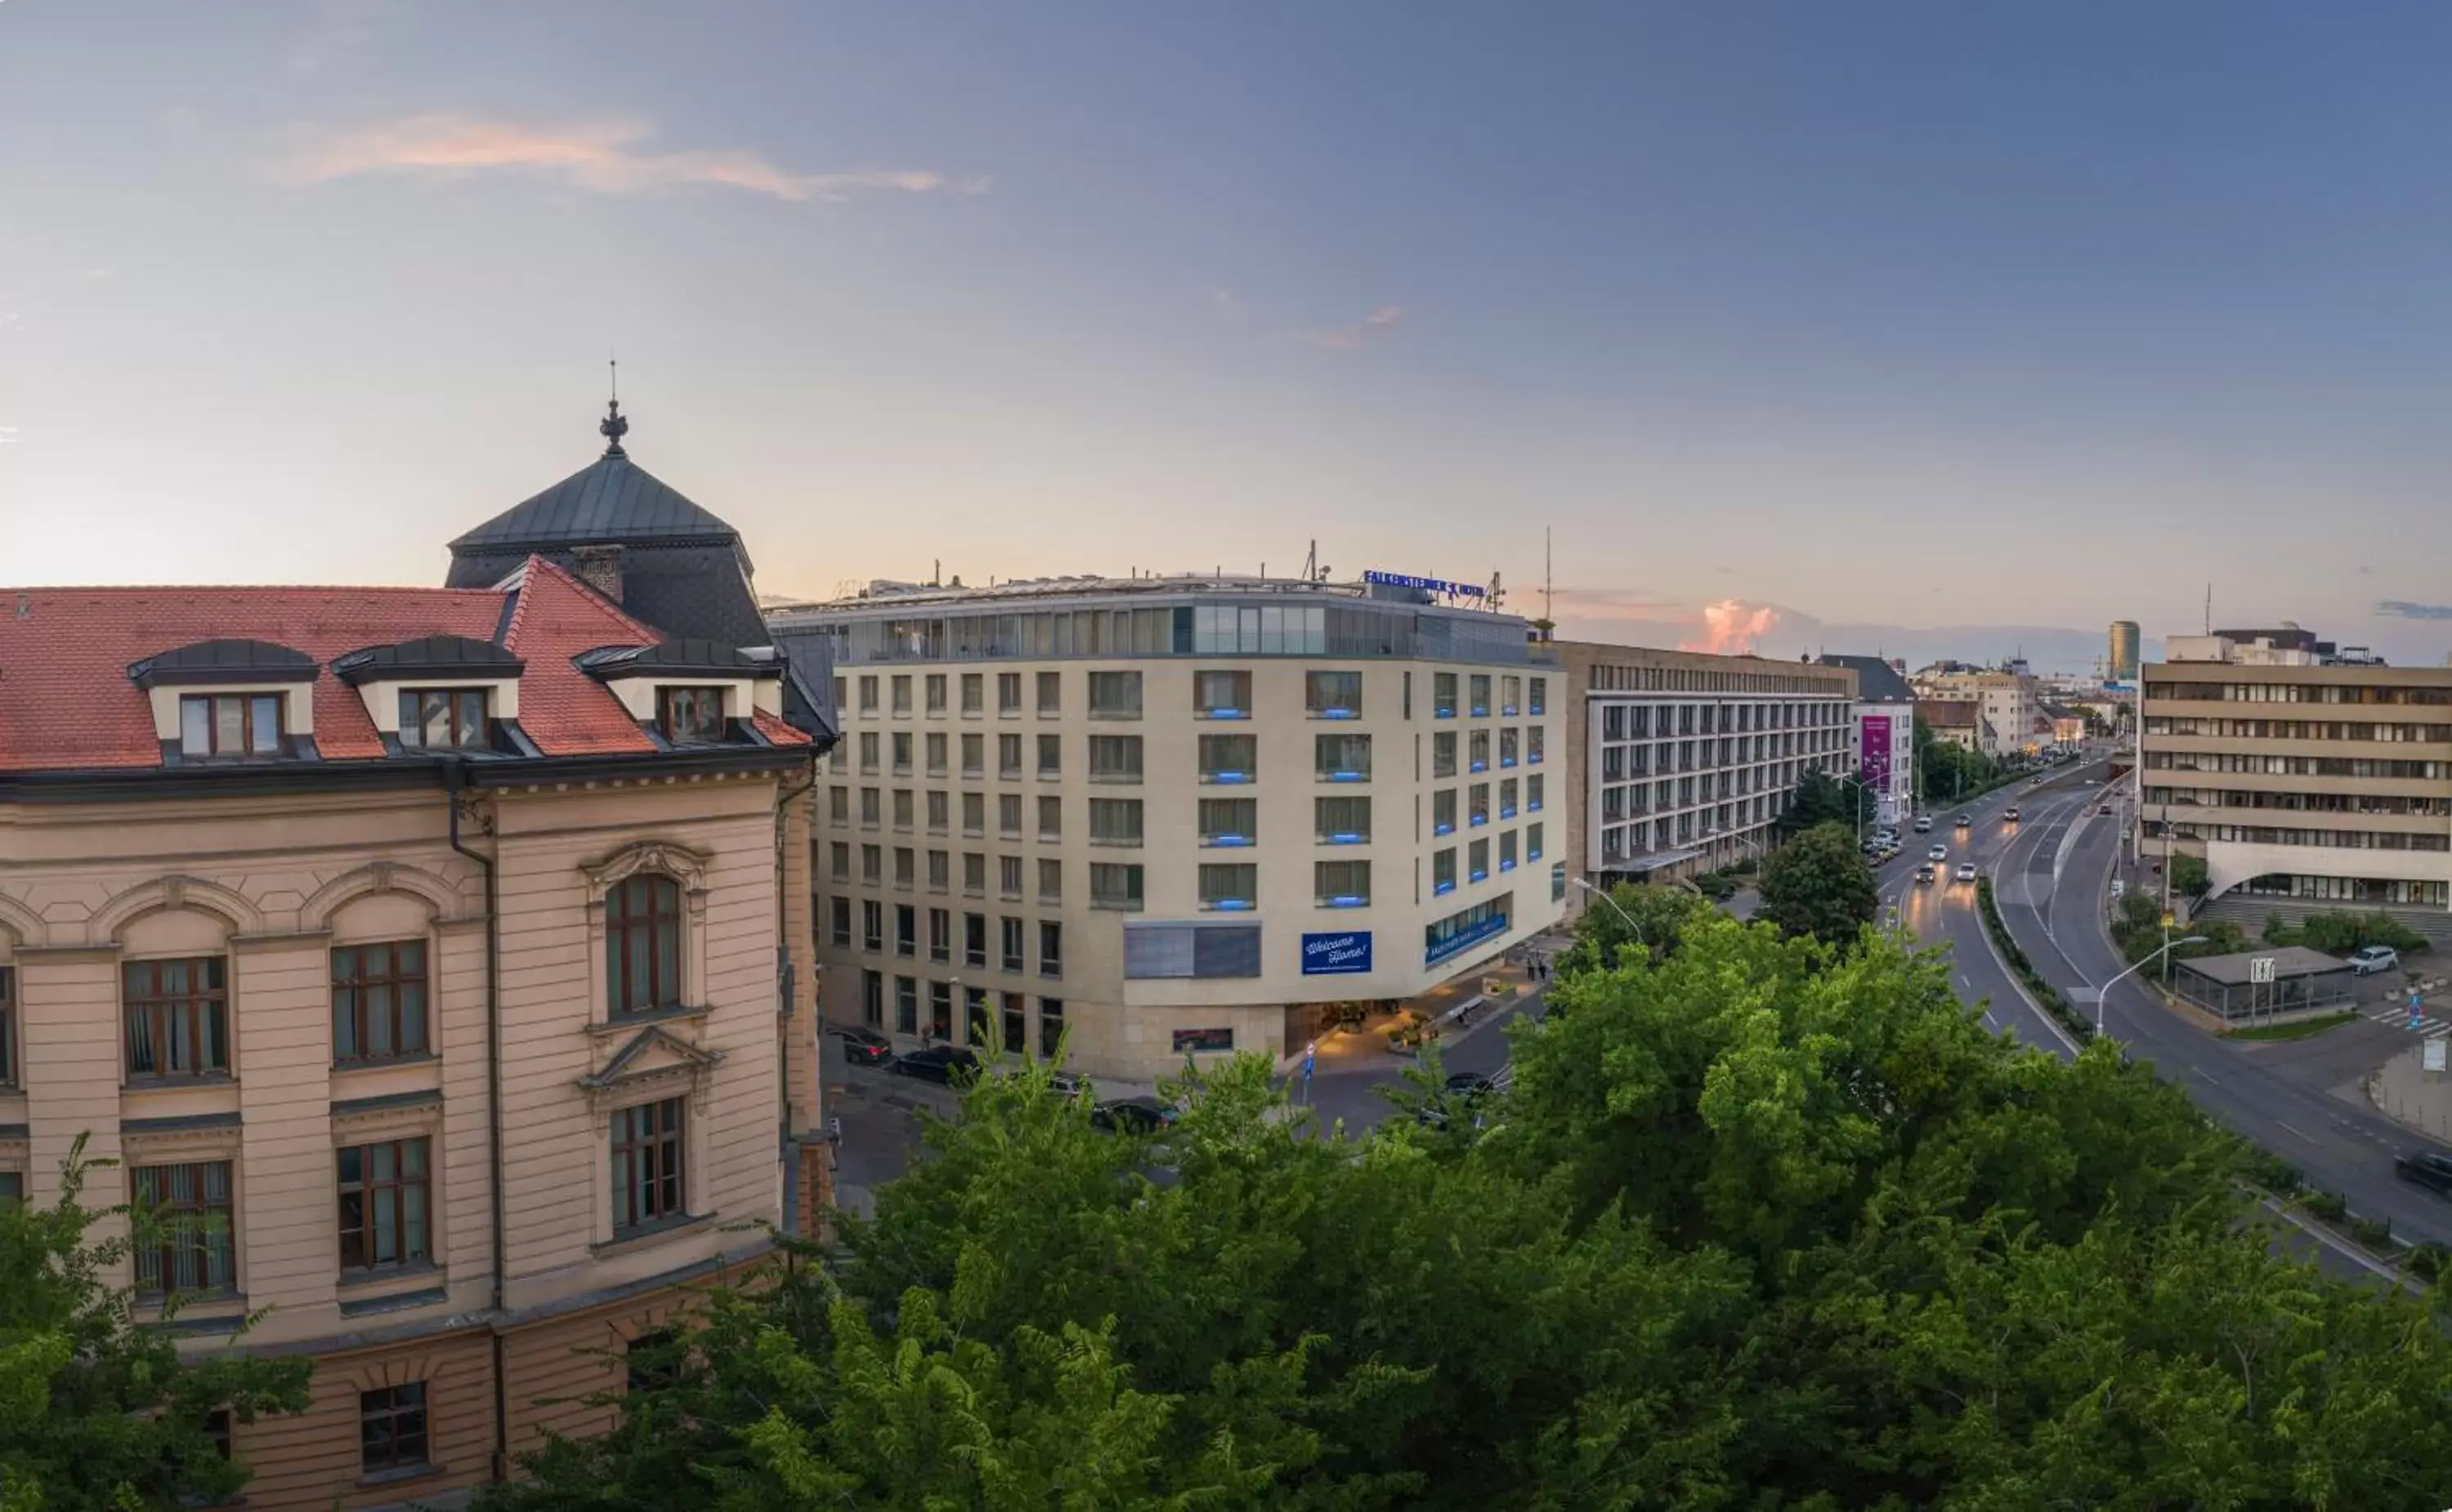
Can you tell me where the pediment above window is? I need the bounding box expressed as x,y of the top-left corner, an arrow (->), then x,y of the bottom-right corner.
582,839 -> 713,897
578,1022 -> 723,1108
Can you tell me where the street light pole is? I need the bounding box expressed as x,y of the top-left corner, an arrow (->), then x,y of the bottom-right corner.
2084,934 -> 2208,1036
1570,878 -> 1648,948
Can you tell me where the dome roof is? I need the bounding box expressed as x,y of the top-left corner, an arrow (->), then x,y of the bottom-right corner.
446,399 -> 746,566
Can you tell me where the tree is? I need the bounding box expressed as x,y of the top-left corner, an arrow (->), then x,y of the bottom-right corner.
1554,881 -> 1707,978
1754,820 -> 1879,944
0,1138 -> 311,1511
2169,852 -> 2210,899
1780,769 -> 1863,832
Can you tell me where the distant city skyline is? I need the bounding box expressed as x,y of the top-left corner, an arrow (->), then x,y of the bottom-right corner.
7,2 -> 2452,669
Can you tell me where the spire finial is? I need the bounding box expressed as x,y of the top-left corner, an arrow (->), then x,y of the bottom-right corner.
599,355 -> 629,459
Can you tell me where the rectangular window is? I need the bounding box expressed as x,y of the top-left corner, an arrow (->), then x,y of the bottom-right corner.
1433,731 -> 1456,778
929,981 -> 953,1040
1469,838 -> 1489,882
860,787 -> 881,827
1088,670 -> 1143,718
1498,776 -> 1518,820
1195,669 -> 1251,718
1315,860 -> 1371,907
998,673 -> 1022,714
1469,729 -> 1489,772
1036,670 -> 1061,717
964,913 -> 987,969
658,687 -> 726,745
1000,855 -> 1025,900
925,733 -> 948,776
124,957 -> 229,1080
891,675 -> 912,715
132,1160 -> 235,1295
1528,821 -> 1545,861
610,1097 -> 687,1233
1501,675 -> 1521,717
830,841 -> 851,881
861,968 -> 884,1028
892,790 -> 915,830
998,733 -> 1022,778
858,675 -> 878,713
1528,772 -> 1545,812
927,849 -> 950,892
973,792 -> 994,836
1089,798 -> 1144,846
894,976 -> 918,1035
961,673 -> 984,714
1001,916 -> 1025,973
1090,863 -> 1145,911
858,731 -> 879,773
1433,787 -> 1457,835
1500,727 -> 1519,768
1529,677 -> 1547,716
1499,830 -> 1519,872
926,790 -> 950,833
1199,863 -> 1258,911
924,673 -> 947,714
928,908 -> 951,964
1036,733 -> 1062,778
1089,735 -> 1143,782
1434,672 -> 1457,718
861,900 -> 884,953
1199,733 -> 1256,784
1426,896 -> 1510,966
1317,732 -> 1371,782
1040,921 -> 1064,977
1001,992 -> 1027,1055
359,1383 -> 431,1476
895,904 -> 916,957
1528,726 -> 1546,764
961,733 -> 984,777
178,692 -> 283,758
1039,998 -> 1065,1059
1306,670 -> 1362,718
891,732 -> 913,775
1470,674 -> 1491,717
1200,797 -> 1257,846
338,1138 -> 431,1273
964,984 -> 989,1043
1433,848 -> 1456,894
396,688 -> 490,749
1038,858 -> 1063,903
1036,794 -> 1061,840
861,844 -> 883,885
964,852 -> 987,895
0,965 -> 13,1088
828,785 -> 849,824
1316,794 -> 1371,843
333,941 -> 428,1065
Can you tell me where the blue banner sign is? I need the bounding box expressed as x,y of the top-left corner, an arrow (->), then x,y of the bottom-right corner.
1363,569 -> 1488,600
1300,930 -> 1373,976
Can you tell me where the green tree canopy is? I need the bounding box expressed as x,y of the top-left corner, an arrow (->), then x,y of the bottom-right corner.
1754,819 -> 1880,945
0,1138 -> 311,1511
1555,880 -> 1709,978
1780,768 -> 1868,833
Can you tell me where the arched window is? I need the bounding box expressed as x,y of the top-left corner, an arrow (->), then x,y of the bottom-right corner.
606,876 -> 682,1016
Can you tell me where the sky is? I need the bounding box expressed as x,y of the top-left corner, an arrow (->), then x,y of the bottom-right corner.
6,1 -> 2452,673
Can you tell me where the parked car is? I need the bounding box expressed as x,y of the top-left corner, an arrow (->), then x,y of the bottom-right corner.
1926,844 -> 1948,861
1913,815 -> 1934,832
828,1024 -> 894,1066
2002,806 -> 2020,822
2348,945 -> 2402,976
1090,1095 -> 1179,1134
2395,1148 -> 2452,1197
1914,862 -> 1935,884
1954,862 -> 1978,883
890,1045 -> 982,1085
1045,1069 -> 1092,1098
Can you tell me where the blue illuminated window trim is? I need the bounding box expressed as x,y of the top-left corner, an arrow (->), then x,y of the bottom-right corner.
1528,799 -> 1543,812
1434,821 -> 1453,835
1500,757 -> 1516,769
1321,894 -> 1369,909
1197,707 -> 1248,721
1470,868 -> 1488,883
1528,847 -> 1543,861
1204,834 -> 1253,848
1205,771 -> 1251,785
1322,771 -> 1367,783
1435,705 -> 1456,718
1324,832 -> 1366,845
1501,705 -> 1518,717
1312,708 -> 1358,721
1500,806 -> 1516,820
1470,814 -> 1488,828
1202,897 -> 1255,912
1434,879 -> 1456,896
1470,761 -> 1488,773
1470,705 -> 1488,718
1500,859 -> 1516,872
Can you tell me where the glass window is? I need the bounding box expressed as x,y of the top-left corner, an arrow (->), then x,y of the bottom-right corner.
359,1383 -> 431,1476
1089,671 -> 1143,718
177,692 -> 283,757
1039,998 -> 1065,1058
1195,669 -> 1251,718
929,982 -> 953,1040
1528,772 -> 1545,811
895,904 -> 917,956
1433,731 -> 1456,778
891,675 -> 912,715
1199,734 -> 1256,783
1036,794 -> 1061,839
894,976 -> 918,1034
891,790 -> 914,830
830,897 -> 852,948
926,790 -> 949,832
610,1097 -> 686,1232
1315,860 -> 1371,906
964,912 -> 987,968
1529,677 -> 1547,716
1469,729 -> 1489,772
1001,916 -> 1025,973
1040,921 -> 1063,977
1433,848 -> 1456,894
1001,992 -> 1027,1054
830,842 -> 851,881
132,1160 -> 235,1295
1036,671 -> 1061,717
964,852 -> 987,895
858,731 -> 879,772
1434,672 -> 1457,718
862,844 -> 884,885
1306,670 -> 1363,718
1500,728 -> 1519,767
858,676 -> 879,713
1038,858 -> 1063,902
1089,735 -> 1143,782
1315,732 -> 1371,781
861,968 -> 884,1027
1529,726 -> 1546,763
928,907 -> 951,962
1090,863 -> 1144,910
338,1138 -> 431,1272
961,673 -> 984,714
1200,797 -> 1257,845
925,733 -> 947,775
1470,675 -> 1491,717
925,673 -> 946,714
998,673 -> 1022,714
1036,733 -> 1062,777
397,688 -> 490,749
1090,798 -> 1143,846
1501,675 -> 1521,716
1433,787 -> 1456,834
828,785 -> 850,824
861,901 -> 884,952
332,941 -> 427,1064
1199,863 -> 1258,911
605,877 -> 683,1014
0,965 -> 13,1089
999,733 -> 1022,778
1315,795 -> 1371,843
1470,838 -> 1490,880
1528,821 -> 1545,861
123,956 -> 229,1079
1000,855 -> 1025,899
658,687 -> 726,745
891,732 -> 913,774
961,732 -> 984,776
1500,830 -> 1519,872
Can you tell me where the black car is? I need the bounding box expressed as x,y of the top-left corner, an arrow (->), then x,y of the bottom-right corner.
890,1045 -> 982,1085
1090,1095 -> 1178,1134
1443,1071 -> 1496,1098
828,1025 -> 894,1066
2396,1149 -> 2452,1197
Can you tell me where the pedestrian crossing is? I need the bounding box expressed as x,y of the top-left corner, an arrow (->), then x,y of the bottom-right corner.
2360,1002 -> 2452,1039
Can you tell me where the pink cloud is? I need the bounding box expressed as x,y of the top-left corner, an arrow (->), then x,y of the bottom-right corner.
273,114 -> 959,203
1303,304 -> 1407,349
1680,598 -> 1781,656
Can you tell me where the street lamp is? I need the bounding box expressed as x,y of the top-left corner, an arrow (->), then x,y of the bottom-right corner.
2074,935 -> 2208,1036
1570,877 -> 1648,947
1832,772 -> 1873,848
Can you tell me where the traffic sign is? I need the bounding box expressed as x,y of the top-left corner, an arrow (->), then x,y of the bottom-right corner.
2425,1036 -> 2447,1073
2248,956 -> 2275,985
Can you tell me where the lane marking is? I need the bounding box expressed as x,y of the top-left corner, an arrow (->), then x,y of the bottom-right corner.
2275,1121 -> 2313,1143
2192,1067 -> 2218,1085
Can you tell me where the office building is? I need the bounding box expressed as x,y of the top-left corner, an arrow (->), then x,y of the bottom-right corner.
1817,654 -> 1917,827
2108,620 -> 2141,682
2141,633 -> 2452,941
1552,642 -> 1857,890
0,405 -> 830,1509
1911,668 -> 2040,760
770,572 -> 1564,1079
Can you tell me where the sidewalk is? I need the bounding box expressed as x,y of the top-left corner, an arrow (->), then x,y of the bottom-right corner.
1285,929 -> 1574,1076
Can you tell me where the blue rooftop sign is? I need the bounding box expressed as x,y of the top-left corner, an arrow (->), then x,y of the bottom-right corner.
1363,570 -> 1487,601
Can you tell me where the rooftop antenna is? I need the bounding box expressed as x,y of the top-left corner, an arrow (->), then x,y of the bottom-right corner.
2204,584 -> 2212,634
1543,526 -> 1553,626
598,352 -> 629,459
1302,539 -> 1318,583
1486,570 -> 1505,612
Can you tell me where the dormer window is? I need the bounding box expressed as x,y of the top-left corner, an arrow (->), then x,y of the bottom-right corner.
180,693 -> 282,758
397,688 -> 490,750
659,687 -> 726,745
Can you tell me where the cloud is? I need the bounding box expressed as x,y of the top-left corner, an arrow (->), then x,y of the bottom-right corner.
2375,599 -> 2452,620
0,427 -> 20,446
1681,598 -> 1781,656
1303,305 -> 1406,349
272,114 -> 960,203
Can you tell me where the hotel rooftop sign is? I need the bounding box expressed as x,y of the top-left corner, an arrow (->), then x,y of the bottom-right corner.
1363,570 -> 1487,601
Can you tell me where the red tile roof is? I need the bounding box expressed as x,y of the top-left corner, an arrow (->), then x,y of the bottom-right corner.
0,554 -> 802,773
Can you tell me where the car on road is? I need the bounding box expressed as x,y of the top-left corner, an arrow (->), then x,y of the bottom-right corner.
1953,814 -> 1971,830
1914,862 -> 1935,884
2347,945 -> 2402,976
2395,1148 -> 2452,1197
828,1024 -> 895,1067
890,1045 -> 982,1085
2002,806 -> 2020,822
1926,844 -> 1948,861
2098,803 -> 2114,815
1044,1070 -> 1092,1098
1954,862 -> 1978,883
1913,815 -> 1933,832
1090,1095 -> 1179,1134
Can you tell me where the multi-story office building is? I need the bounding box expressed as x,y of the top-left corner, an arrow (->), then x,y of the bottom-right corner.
2141,636 -> 2452,933
0,407 -> 829,1510
1912,669 -> 2039,760
2108,620 -> 2141,682
770,574 -> 1564,1079
1550,642 -> 1857,891
1817,654 -> 1917,827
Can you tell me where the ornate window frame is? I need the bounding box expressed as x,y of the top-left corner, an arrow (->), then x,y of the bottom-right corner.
580,841 -> 712,1022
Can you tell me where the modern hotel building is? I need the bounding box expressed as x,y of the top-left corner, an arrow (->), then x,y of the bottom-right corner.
769,574 -> 1565,1079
